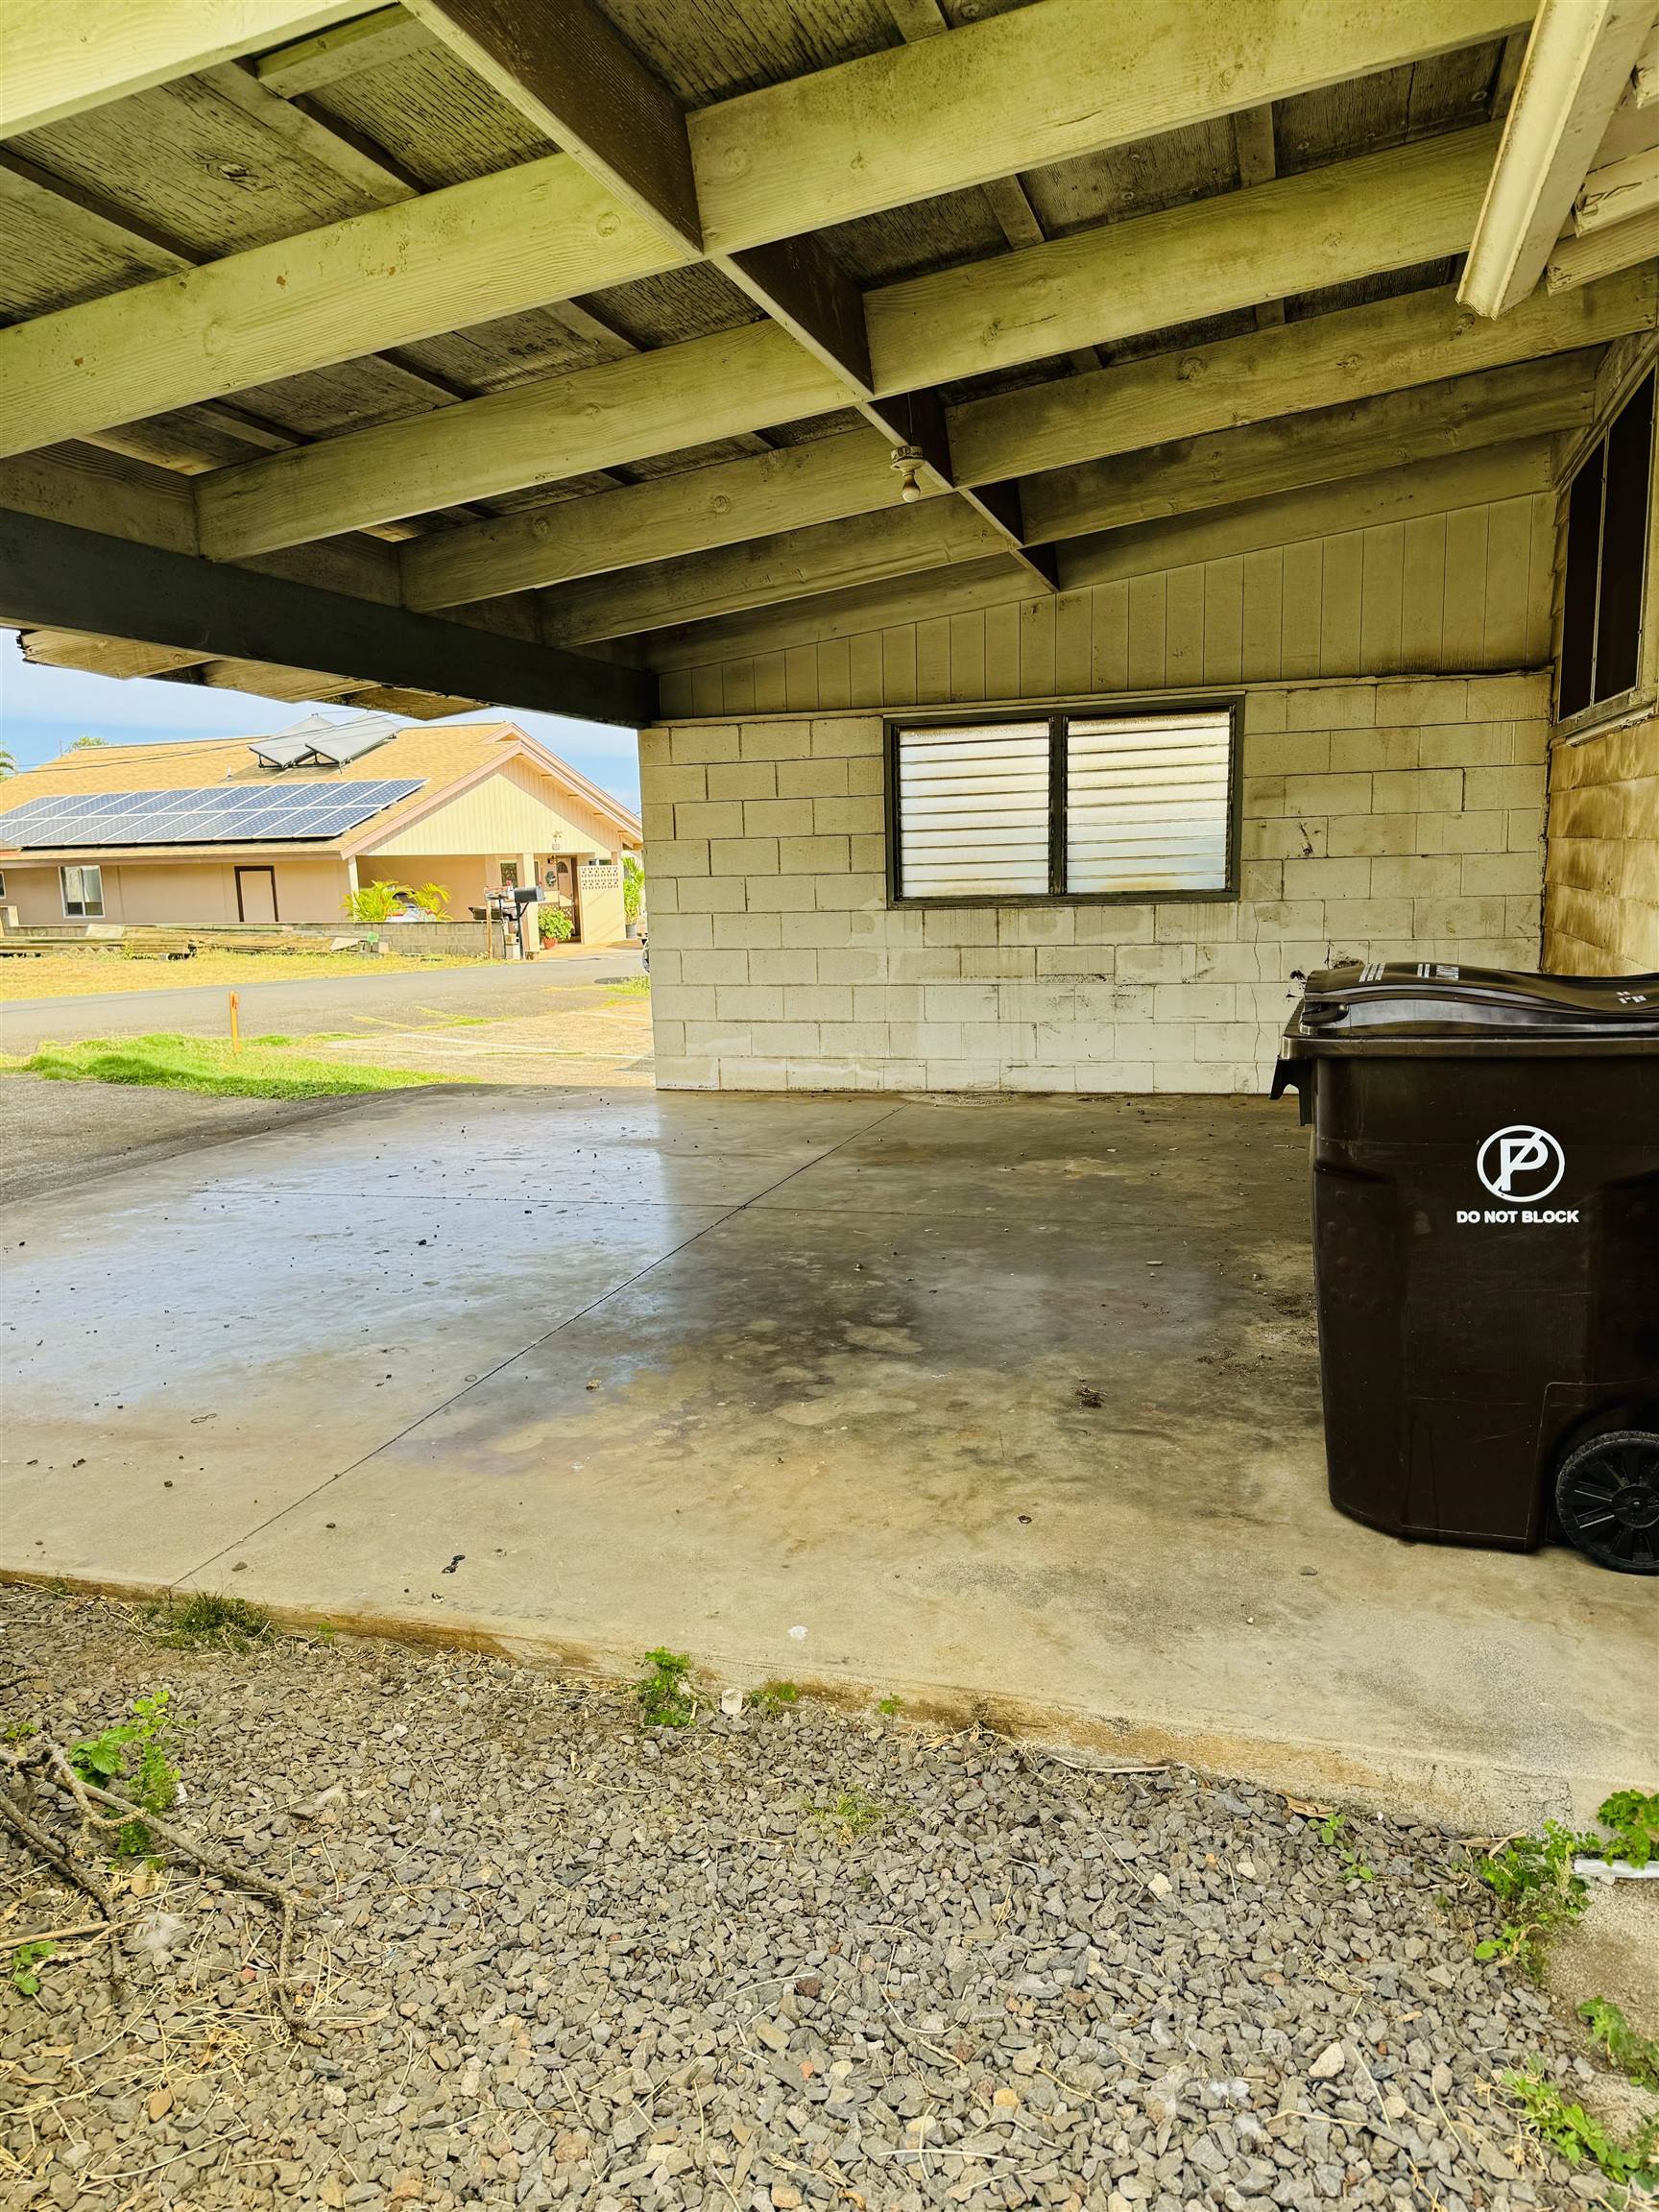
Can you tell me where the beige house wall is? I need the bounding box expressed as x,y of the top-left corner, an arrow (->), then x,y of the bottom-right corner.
362,757 -> 621,860
0,854 -> 349,926
357,853 -> 493,917
640,474 -> 1554,1094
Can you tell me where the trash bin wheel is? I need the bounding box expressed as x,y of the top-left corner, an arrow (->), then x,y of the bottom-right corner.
1554,1430 -> 1659,1575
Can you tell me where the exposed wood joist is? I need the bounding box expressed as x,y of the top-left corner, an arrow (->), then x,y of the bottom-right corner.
686,0 -> 1529,252
19,629 -> 215,681
185,130 -> 1516,563
541,499 -> 1009,646
1232,108 -> 1286,329
253,5 -> 434,94
1637,22 -> 1659,100
644,442 -> 1559,672
402,267 -> 1655,611
1018,352 -> 1599,544
196,56 -> 425,202
550,362 -> 1589,647
0,156 -> 692,461
0,147 -> 191,274
1459,0 -> 1659,317
950,264 -> 1657,482
197,322 -> 847,558
402,429 -> 931,609
0,0 -> 367,138
1549,211 -> 1659,288
0,509 -> 654,725
868,126 -> 1502,392
1574,146 -> 1659,230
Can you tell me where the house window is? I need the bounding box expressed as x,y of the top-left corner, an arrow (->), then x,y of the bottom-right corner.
888,704 -> 1238,904
60,864 -> 104,918
1559,367 -> 1654,720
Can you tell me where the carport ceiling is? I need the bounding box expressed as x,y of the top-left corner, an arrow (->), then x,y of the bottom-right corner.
1,0 -> 1655,722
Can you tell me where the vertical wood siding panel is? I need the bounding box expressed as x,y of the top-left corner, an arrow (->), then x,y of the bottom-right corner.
1359,521 -> 1405,674
753,653 -> 787,711
724,657 -> 757,715
659,667 -> 693,717
1524,492 -> 1555,666
1090,580 -> 1130,692
1482,494 -> 1533,668
849,630 -> 884,706
1240,546 -> 1282,681
1319,532 -> 1363,675
984,603 -> 1020,699
1019,594 -> 1057,697
1280,540 -> 1322,679
784,642 -> 818,709
1127,572 -> 1166,690
691,663 -> 723,716
950,610 -> 986,703
1203,556 -> 1244,685
1400,516 -> 1447,669
1055,589 -> 1093,697
816,637 -> 852,710
1166,565 -> 1205,687
1443,507 -> 1490,669
882,625 -> 918,707
916,616 -> 950,702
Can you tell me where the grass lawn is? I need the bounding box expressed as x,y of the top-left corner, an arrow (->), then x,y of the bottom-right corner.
6,1031 -> 459,1099
0,947 -> 483,1000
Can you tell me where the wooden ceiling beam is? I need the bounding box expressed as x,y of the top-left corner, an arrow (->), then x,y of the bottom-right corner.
0,506 -> 655,724
688,0 -> 1530,252
1574,145 -> 1659,231
1018,352 -> 1599,544
0,0 -> 368,138
1459,0 -> 1659,317
0,155 -> 692,460
1549,210 -> 1659,289
540,499 -> 1010,646
197,322 -> 847,557
253,5 -> 433,94
868,126 -> 1502,392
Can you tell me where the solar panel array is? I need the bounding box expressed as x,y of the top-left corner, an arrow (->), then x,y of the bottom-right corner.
247,712 -> 402,769
0,780 -> 424,849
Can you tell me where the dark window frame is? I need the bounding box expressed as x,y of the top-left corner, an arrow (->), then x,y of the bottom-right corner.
60,862 -> 104,919
234,863 -> 280,923
1557,365 -> 1655,727
883,697 -> 1243,909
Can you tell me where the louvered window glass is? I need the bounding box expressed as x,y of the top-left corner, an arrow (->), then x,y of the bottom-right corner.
890,706 -> 1237,903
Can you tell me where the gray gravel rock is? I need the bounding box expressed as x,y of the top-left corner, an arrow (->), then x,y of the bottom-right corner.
0,1588 -> 1622,2211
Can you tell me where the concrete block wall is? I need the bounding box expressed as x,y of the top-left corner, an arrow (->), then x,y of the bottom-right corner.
641,673 -> 1550,1093
1543,712 -> 1659,973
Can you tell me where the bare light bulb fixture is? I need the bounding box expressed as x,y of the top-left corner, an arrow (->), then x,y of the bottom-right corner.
890,444 -> 925,502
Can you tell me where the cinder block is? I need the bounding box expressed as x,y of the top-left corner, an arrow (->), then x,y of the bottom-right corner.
1463,765 -> 1546,812
650,911 -> 712,950
779,834 -> 851,876
681,949 -> 750,986
685,1021 -> 758,1056
719,1056 -> 793,1089
676,801 -> 745,839
749,1022 -> 823,1056
1152,984 -> 1236,1022
1370,769 -> 1466,814
1367,855 -> 1460,899
1417,725 -> 1509,770
1331,727 -> 1420,774
1438,809 -> 1509,854
812,796 -> 883,835
847,756 -> 885,796
1035,947 -> 1118,977
742,722 -> 811,759
814,873 -> 884,910
641,803 -> 676,842
959,947 -> 1039,980
675,877 -> 749,912
1285,684 -> 1376,730
670,724 -> 742,763
650,764 -> 709,804
1245,731 -> 1332,776
648,838 -> 710,878
1242,901 -> 1325,940
709,837 -> 780,878
637,729 -> 671,768
743,799 -> 816,837
706,762 -> 777,801
923,907 -> 996,946
999,1062 -> 1080,1092
1072,906 -> 1155,944
1464,673 -> 1549,721
924,981 -> 1000,1022
1410,896 -> 1509,937
817,948 -> 885,984
810,717 -> 883,757
1245,817 -> 1328,860
1322,897 -> 1413,935
712,912 -> 782,949
816,1022 -> 892,1057
1373,678 -> 1468,725
849,834 -> 886,875
745,876 -> 819,912
1243,688 -> 1288,733
654,1055 -> 720,1088
1075,1061 -> 1155,1094
1117,943 -> 1190,984
998,904 -> 1074,945
1460,852 -> 1542,897
1241,861 -> 1285,901
775,758 -> 850,800
1285,857 -> 1372,901
856,983 -> 923,1021
748,949 -> 817,986
1283,772 -> 1373,816
714,984 -> 786,1021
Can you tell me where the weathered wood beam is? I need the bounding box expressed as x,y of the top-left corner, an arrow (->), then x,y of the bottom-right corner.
199,57 -> 425,202
253,5 -> 432,94
0,0 -> 367,137
868,127 -> 1502,393
0,149 -> 190,276
403,429 -> 925,609
1636,22 -> 1659,101
949,264 -> 1658,482
0,156 -> 691,460
1549,212 -> 1659,289
401,0 -> 701,249
541,500 -> 1008,645
0,509 -> 655,725
1019,353 -> 1599,545
1574,145 -> 1659,231
197,322 -> 846,558
689,0 -> 1528,253
1459,0 -> 1658,317
20,629 -> 215,680
1232,108 -> 1286,329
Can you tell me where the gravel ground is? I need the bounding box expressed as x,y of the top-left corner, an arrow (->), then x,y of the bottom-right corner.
0,1588 -> 1626,2212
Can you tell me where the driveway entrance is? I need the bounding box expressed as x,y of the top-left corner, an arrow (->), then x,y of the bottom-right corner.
1,1086 -> 1649,1825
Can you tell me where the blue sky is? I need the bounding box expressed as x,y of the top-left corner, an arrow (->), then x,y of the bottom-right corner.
0,633 -> 644,811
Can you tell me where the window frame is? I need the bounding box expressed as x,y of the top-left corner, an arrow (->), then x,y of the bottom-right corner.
883,697 -> 1243,909
60,863 -> 104,919
1555,363 -> 1655,733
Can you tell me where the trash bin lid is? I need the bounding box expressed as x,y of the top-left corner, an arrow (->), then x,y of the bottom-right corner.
1282,961 -> 1659,1052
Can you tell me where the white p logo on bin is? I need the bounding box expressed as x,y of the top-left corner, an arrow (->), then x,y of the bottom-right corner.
1477,1124 -> 1565,1202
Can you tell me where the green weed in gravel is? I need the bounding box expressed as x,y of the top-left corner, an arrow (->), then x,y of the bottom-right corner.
10,1939 -> 54,1998
150,1591 -> 275,1652
747,1680 -> 800,1715
806,1785 -> 886,1842
1472,1789 -> 1657,1975
68,1689 -> 183,1855
636,1647 -> 695,1728
15,1031 -> 453,1099
1579,1998 -> 1659,2093
1504,2069 -> 1659,2192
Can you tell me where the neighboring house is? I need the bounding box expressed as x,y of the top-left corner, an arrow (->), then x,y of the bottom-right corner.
0,716 -> 642,945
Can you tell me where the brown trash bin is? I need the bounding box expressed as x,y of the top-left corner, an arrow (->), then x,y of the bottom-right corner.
1272,962 -> 1659,1573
